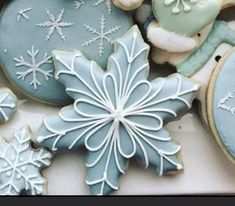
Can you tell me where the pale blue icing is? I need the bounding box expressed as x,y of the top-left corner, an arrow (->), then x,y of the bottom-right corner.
36,26 -> 199,195
212,51 -> 235,160
0,127 -> 52,195
177,21 -> 235,77
0,88 -> 17,123
0,0 -> 133,105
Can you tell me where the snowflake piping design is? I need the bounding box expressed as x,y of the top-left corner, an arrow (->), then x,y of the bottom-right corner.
37,26 -> 199,195
82,15 -> 121,56
0,90 -> 17,123
0,127 -> 52,195
17,8 -> 32,22
75,0 -> 85,10
94,0 -> 112,14
218,91 -> 235,115
164,0 -> 198,14
13,46 -> 53,90
37,9 -> 74,41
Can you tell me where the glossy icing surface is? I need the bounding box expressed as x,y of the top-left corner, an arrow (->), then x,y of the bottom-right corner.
0,0 -> 133,105
0,127 -> 52,195
209,50 -> 235,160
177,21 -> 235,77
37,26 -> 199,195
152,0 -> 220,36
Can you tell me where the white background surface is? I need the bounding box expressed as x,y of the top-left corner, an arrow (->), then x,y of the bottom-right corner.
0,2 -> 235,196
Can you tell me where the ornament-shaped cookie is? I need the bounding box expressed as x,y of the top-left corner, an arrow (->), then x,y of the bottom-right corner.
207,48 -> 235,164
0,0 -> 133,105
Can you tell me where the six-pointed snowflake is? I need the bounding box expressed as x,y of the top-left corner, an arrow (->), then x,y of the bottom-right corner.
94,0 -> 112,14
37,9 -> 74,41
37,26 -> 199,195
14,46 -> 53,90
0,127 -> 52,195
17,8 -> 32,22
0,90 -> 17,123
82,15 -> 121,56
164,0 -> 198,14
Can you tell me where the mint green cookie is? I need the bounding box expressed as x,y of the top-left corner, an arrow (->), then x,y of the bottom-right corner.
152,0 -> 220,36
0,0 -> 133,105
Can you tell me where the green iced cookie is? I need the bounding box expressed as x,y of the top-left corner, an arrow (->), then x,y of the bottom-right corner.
152,0 -> 220,36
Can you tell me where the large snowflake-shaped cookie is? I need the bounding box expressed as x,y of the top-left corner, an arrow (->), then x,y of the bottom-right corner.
0,127 -> 52,195
37,26 -> 199,195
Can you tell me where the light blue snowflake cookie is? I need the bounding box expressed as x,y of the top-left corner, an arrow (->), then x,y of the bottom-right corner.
36,26 -> 199,195
0,88 -> 17,123
0,0 -> 133,105
0,127 -> 52,195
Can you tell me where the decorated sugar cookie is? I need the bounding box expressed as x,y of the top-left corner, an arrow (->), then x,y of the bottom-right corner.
135,0 -> 235,53
0,127 -> 52,195
151,21 -> 235,124
0,0 -> 133,105
36,26 -> 199,195
0,88 -> 17,123
148,0 -> 220,52
207,48 -> 235,164
151,20 -> 235,164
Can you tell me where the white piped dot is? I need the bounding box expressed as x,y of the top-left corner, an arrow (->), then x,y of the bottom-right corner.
177,164 -> 183,170
6,171 -> 11,177
20,157 -> 24,162
3,163 -> 8,168
17,174 -> 21,180
11,156 -> 15,161
21,166 -> 26,172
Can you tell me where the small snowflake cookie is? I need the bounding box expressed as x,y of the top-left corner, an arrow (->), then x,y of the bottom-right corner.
0,0 -> 133,105
0,127 -> 52,195
135,0 -> 235,53
36,26 -> 199,195
0,88 -> 17,123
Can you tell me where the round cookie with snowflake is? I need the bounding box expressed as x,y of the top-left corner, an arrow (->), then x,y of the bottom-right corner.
0,0 -> 133,105
207,48 -> 235,164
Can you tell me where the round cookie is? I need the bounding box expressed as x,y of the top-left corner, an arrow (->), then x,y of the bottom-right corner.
0,0 -> 133,105
207,48 -> 235,163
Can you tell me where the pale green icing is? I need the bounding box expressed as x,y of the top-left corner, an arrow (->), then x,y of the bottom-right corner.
177,21 -> 235,77
152,0 -> 220,36
213,51 -> 235,160
0,88 -> 17,123
36,26 -> 199,195
0,127 -> 52,195
0,0 -> 133,105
